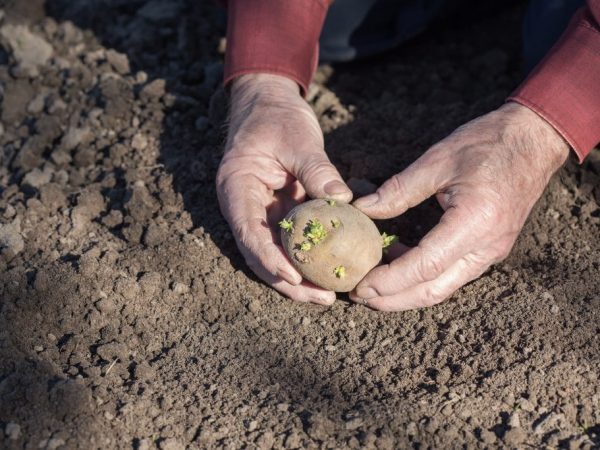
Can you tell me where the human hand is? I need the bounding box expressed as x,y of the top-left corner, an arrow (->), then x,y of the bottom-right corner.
350,102 -> 570,311
216,74 -> 352,305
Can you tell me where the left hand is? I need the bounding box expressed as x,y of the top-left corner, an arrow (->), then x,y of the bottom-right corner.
350,102 -> 570,311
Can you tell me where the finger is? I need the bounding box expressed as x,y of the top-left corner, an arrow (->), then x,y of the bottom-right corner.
254,264 -> 337,306
353,155 -> 445,219
284,151 -> 353,203
353,206 -> 483,299
218,174 -> 303,286
383,241 -> 411,262
350,253 -> 489,311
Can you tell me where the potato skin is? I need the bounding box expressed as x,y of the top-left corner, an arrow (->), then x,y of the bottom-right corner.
280,199 -> 382,292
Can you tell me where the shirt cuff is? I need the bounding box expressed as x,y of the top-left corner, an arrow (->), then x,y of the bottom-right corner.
224,0 -> 330,96
508,8 -> 600,162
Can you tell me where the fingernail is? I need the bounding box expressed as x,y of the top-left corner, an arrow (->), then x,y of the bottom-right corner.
355,286 -> 378,300
278,268 -> 302,285
324,180 -> 350,197
354,193 -> 380,209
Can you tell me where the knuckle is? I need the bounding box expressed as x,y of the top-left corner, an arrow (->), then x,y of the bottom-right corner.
416,253 -> 445,281
421,284 -> 446,308
297,158 -> 334,184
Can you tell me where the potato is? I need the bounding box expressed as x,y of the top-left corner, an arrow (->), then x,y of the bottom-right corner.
279,199 -> 384,292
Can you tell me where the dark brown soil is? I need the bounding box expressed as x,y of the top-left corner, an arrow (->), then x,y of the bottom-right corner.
0,1 -> 599,449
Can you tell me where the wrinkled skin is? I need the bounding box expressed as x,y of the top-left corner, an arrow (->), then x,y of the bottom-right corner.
216,74 -> 353,305
217,74 -> 570,310
349,102 -> 570,311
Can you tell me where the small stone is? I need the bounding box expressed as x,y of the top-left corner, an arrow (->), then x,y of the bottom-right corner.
246,420 -> 258,432
22,166 -> 53,188
436,402 -> 452,416
480,429 -> 496,444
0,24 -> 53,77
3,204 -> 16,219
61,127 -> 92,151
140,79 -> 166,101
106,49 -> 130,74
508,412 -> 521,428
255,431 -> 274,449
136,438 -> 151,450
248,299 -> 261,314
324,345 -> 336,352
34,345 -> 44,352
406,421 -> 418,436
0,218 -> 24,259
27,92 -> 46,114
95,297 -> 117,314
550,304 -> 560,314
131,133 -> 148,151
519,398 -> 535,412
276,403 -> 289,412
301,317 -> 310,326
347,320 -> 356,329
171,281 -> 189,295
194,116 -> 210,132
344,417 -> 363,430
135,71 -> 148,84
5,422 -> 21,440
158,438 -> 184,450
46,438 -> 66,450
504,427 -> 527,446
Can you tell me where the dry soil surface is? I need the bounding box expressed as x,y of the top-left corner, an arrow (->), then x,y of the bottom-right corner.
0,1 -> 599,449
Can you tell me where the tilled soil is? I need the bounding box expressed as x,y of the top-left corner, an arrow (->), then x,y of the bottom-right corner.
0,1 -> 599,449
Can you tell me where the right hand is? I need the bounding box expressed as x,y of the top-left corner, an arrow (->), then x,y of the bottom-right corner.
216,74 -> 353,305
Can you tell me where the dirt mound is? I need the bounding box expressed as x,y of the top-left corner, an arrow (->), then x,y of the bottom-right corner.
0,1 -> 598,449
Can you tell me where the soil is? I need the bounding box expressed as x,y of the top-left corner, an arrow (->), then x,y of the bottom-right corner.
0,1 -> 599,449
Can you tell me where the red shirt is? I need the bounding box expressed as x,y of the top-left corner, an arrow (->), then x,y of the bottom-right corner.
224,0 -> 600,161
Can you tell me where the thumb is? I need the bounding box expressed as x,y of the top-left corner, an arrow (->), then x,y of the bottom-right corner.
291,152 -> 353,203
353,157 -> 443,219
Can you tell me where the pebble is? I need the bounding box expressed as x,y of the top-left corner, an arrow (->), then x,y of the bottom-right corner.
22,167 -> 53,188
171,281 -> 189,295
131,133 -> 148,151
137,438 -> 151,450
27,92 -> 46,114
61,127 -> 92,151
158,437 -> 184,450
479,429 -> 496,444
301,317 -> 310,326
347,320 -> 356,329
0,24 -> 53,77
508,411 -> 521,428
518,398 -> 535,412
276,402 -> 289,412
504,427 -> 527,446
39,437 -> 65,450
105,49 -> 130,74
95,297 -> 117,314
246,420 -> 258,431
0,218 -> 25,258
5,422 -> 20,440
140,78 -> 166,101
34,345 -> 44,352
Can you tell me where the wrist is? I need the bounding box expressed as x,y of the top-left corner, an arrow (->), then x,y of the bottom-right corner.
230,73 -> 301,100
501,102 -> 570,170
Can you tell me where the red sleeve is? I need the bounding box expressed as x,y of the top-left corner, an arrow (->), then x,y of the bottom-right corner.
508,1 -> 600,162
223,0 -> 332,95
